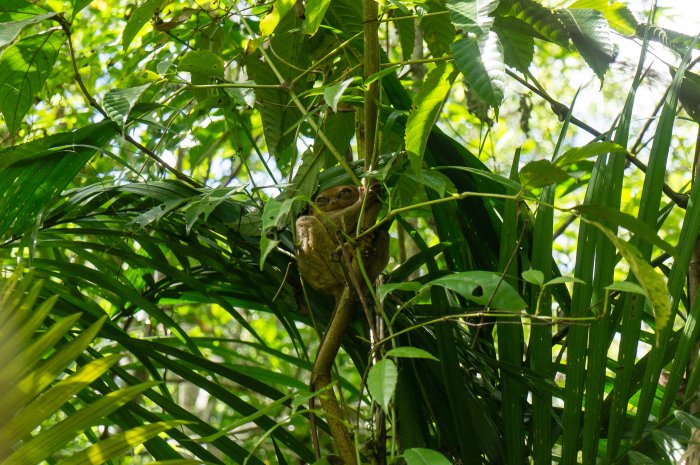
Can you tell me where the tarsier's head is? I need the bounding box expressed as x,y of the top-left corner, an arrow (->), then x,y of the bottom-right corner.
314,185 -> 360,212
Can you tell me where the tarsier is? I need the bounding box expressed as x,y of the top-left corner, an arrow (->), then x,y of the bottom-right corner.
296,184 -> 389,297
296,183 -> 389,465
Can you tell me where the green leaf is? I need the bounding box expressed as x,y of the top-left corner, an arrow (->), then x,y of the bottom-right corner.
674,411 -> 700,431
446,0 -> 499,34
129,198 -> 187,228
0,0 -> 47,18
0,121 -> 118,239
323,78 -> 356,113
573,204 -> 676,256
103,83 -> 152,130
493,16 -> 534,73
304,0 -> 331,35
405,62 -> 455,172
603,2 -> 638,36
71,0 -> 94,21
505,0 -> 568,45
395,14 -> 415,60
451,32 -> 505,107
184,187 -> 245,234
605,281 -> 646,295
554,141 -> 626,167
0,30 -> 64,133
260,0 -> 296,36
404,448 -> 453,465
519,159 -> 568,188
556,8 -> 617,81
428,271 -> 527,311
627,451 -> 658,465
522,269 -> 544,286
122,0 -> 163,50
567,0 -> 638,36
401,169 -> 452,197
4,382 -> 159,465
0,12 -> 57,51
385,347 -> 439,361
0,353 -> 120,448
592,220 -> 671,338
54,421 -> 190,465
679,69 -> 700,124
545,276 -> 585,286
179,50 -> 225,80
377,282 -> 423,301
367,359 -> 398,413
262,198 -> 296,233
420,2 -> 455,57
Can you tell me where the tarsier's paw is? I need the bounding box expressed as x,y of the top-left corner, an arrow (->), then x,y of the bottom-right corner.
359,232 -> 376,257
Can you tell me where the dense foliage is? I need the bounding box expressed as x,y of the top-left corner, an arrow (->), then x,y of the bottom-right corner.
1,0 -> 699,464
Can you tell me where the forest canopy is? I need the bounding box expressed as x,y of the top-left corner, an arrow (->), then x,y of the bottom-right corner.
1,0 -> 700,464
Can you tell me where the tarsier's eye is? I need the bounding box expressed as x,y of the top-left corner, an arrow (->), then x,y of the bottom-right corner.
316,196 -> 329,207
338,187 -> 354,199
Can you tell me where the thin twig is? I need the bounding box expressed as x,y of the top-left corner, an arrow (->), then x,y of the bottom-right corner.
56,14 -> 201,187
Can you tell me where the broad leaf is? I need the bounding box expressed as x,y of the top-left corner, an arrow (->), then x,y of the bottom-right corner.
404,448 -> 453,465
554,141 -> 626,167
505,0 -> 568,46
452,32 -> 505,107
385,347 -> 439,361
103,83 -> 152,130
0,13 -> 57,51
0,30 -> 64,133
304,0 -> 331,36
429,271 -> 527,311
179,50 -> 225,80
447,0 -> 499,34
519,159 -> 568,188
122,0 -> 163,50
405,62 -> 455,172
367,359 -> 398,413
557,8 -> 617,81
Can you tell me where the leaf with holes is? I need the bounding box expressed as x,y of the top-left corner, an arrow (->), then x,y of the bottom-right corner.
428,271 -> 527,311
180,50 -> 225,80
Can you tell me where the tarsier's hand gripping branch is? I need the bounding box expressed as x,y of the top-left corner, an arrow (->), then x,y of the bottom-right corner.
295,184 -> 389,464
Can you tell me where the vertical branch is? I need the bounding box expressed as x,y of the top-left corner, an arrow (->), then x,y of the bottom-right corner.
689,126 -> 700,414
363,0 -> 379,172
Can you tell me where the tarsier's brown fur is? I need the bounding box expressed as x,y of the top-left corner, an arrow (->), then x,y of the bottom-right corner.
295,184 -> 389,464
296,184 -> 389,297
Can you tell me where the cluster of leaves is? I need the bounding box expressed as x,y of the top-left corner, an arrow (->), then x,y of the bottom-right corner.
1,0 -> 700,464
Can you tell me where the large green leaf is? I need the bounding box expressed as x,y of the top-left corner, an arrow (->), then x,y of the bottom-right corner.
0,29 -> 64,133
0,121 -> 118,239
451,32 -> 505,107
122,0 -> 163,50
504,0 -> 568,46
557,8 -> 617,81
405,62 -> 456,172
103,83 -> 152,130
447,0 -> 499,34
